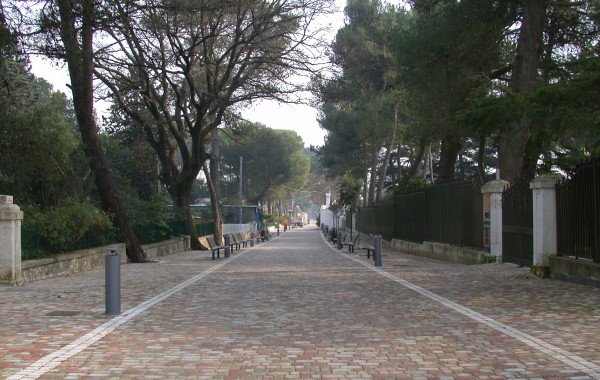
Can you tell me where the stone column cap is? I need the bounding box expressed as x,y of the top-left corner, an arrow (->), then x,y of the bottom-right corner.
530,173 -> 564,189
0,194 -> 23,220
481,180 -> 509,194
1,195 -> 14,204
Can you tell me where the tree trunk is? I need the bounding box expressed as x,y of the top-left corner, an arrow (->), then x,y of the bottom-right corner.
367,149 -> 378,205
178,192 -> 202,250
362,167 -> 369,208
498,0 -> 546,182
203,161 -> 224,245
376,102 -> 399,202
209,130 -> 222,202
477,136 -> 487,184
428,144 -> 435,185
57,0 -> 148,262
405,140 -> 426,181
438,135 -> 461,182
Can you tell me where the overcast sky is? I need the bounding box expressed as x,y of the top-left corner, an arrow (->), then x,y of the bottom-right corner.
29,0 -> 347,148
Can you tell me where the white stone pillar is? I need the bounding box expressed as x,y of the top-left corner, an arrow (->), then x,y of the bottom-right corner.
530,174 -> 563,266
482,180 -> 509,263
0,195 -> 24,285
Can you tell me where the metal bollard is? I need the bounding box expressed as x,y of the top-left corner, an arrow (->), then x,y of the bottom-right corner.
250,233 -> 255,247
374,235 -> 382,267
337,235 -> 342,250
224,235 -> 231,258
105,248 -> 120,315
277,227 -> 280,236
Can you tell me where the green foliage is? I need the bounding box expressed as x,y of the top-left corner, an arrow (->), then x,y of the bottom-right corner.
393,173 -> 426,196
337,172 -> 362,210
220,124 -> 310,205
0,59 -> 84,208
32,201 -> 114,253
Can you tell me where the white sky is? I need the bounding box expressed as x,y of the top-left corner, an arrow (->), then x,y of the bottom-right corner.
29,0 -> 348,148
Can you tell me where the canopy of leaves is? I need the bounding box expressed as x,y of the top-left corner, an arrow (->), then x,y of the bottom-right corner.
220,124 -> 310,205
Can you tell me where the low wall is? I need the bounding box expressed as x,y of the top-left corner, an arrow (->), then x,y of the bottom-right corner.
19,236 -> 190,285
390,239 -> 491,265
338,228 -> 493,265
549,255 -> 600,288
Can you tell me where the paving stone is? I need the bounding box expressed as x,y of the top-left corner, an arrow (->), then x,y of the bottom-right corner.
1,225 -> 599,379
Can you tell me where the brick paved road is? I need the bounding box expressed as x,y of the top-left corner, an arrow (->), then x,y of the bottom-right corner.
1,225 -> 599,379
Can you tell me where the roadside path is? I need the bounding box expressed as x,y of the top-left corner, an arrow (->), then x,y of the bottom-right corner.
1,225 -> 599,379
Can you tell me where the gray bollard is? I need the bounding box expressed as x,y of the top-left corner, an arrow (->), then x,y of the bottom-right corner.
224,235 -> 231,258
250,233 -> 255,247
337,235 -> 342,250
105,249 -> 120,315
277,227 -> 280,236
374,235 -> 382,267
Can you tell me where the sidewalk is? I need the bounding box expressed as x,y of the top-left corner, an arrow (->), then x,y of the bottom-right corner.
1,225 -> 599,379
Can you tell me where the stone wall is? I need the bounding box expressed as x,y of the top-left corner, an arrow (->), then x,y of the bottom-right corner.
19,236 -> 190,285
549,255 -> 600,288
390,238 -> 491,265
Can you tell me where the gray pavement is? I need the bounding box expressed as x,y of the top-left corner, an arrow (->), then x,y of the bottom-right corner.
1,224 -> 599,379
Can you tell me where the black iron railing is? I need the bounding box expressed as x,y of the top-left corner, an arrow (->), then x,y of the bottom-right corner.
354,178 -> 483,249
557,159 -> 600,262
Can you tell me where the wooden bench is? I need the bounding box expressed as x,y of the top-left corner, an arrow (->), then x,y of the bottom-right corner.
234,233 -> 252,248
227,234 -> 241,251
260,229 -> 271,241
206,236 -> 226,260
360,243 -> 375,258
333,232 -> 347,246
342,235 -> 359,253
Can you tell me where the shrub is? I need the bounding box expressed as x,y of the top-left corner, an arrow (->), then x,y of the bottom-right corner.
35,201 -> 114,252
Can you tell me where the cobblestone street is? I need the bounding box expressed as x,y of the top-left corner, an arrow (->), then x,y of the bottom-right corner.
1,225 -> 599,379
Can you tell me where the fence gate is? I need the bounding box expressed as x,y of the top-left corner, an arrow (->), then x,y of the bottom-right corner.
502,177 -> 533,266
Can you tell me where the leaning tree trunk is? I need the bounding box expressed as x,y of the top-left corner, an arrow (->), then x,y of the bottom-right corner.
57,0 -> 148,262
498,0 -> 546,183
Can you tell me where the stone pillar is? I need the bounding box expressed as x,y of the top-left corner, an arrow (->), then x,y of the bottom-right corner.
530,174 -> 563,266
0,195 -> 24,285
482,180 -> 509,263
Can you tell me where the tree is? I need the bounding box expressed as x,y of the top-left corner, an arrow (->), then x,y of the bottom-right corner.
220,125 -> 310,209
316,0 -> 399,205
497,0 -> 547,182
49,0 -> 149,262
92,0 -> 332,248
392,0 -> 513,181
337,172 -> 362,211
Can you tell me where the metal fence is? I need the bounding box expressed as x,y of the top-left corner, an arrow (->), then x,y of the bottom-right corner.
355,178 -> 483,249
556,159 -> 600,262
22,220 -> 215,260
502,177 -> 534,267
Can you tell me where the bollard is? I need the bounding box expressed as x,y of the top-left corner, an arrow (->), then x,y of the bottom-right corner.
250,233 -> 255,247
224,235 -> 231,258
105,249 -> 120,315
337,235 -> 342,250
374,235 -> 382,267
277,226 -> 280,236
